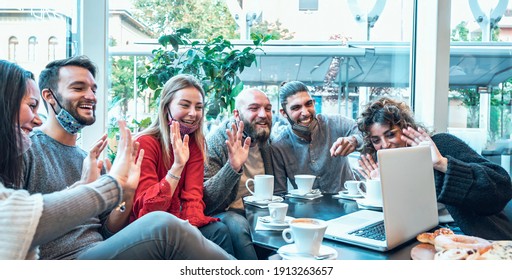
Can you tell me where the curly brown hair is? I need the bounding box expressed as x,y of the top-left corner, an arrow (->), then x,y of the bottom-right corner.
357,97 -> 428,156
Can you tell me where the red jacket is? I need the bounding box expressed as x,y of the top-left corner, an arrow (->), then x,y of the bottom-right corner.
130,134 -> 218,227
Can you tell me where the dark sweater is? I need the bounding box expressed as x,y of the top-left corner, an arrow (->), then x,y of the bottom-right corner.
432,133 -> 512,240
203,119 -> 278,215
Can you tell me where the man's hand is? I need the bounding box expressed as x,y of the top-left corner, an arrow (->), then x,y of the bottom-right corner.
226,121 -> 251,172
79,133 -> 108,185
330,136 -> 357,157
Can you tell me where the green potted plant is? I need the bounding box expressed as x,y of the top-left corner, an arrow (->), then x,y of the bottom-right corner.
138,27 -> 271,119
107,28 -> 270,161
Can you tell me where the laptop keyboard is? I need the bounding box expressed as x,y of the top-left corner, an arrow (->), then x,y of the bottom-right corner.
349,221 -> 386,241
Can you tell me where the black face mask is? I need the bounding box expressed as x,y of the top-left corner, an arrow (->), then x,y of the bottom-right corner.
282,109 -> 318,141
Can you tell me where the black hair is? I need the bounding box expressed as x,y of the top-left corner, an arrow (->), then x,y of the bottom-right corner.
0,60 -> 34,186
38,55 -> 97,111
278,81 -> 310,111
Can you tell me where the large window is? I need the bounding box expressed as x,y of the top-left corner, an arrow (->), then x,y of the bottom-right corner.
0,0 -> 78,126
107,0 -> 414,138
448,0 -> 512,171
1,0 -> 510,168
0,1 -> 77,73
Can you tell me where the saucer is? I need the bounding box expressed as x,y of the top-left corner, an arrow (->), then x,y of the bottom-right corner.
277,244 -> 338,260
337,191 -> 363,199
258,216 -> 294,229
289,189 -> 310,196
286,189 -> 323,199
243,195 -> 284,206
355,198 -> 383,210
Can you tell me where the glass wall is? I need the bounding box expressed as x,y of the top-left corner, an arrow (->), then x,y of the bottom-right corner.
107,0 -> 413,138
1,0 -> 511,171
448,0 -> 512,172
0,0 -> 78,121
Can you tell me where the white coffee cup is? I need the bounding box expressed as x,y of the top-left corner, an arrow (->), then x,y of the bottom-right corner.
294,174 -> 316,195
245,174 -> 274,201
268,202 -> 288,223
282,218 -> 327,256
357,179 -> 382,205
343,180 -> 363,195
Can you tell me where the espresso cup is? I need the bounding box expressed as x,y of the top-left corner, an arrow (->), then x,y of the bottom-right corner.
343,180 -> 363,195
268,202 -> 288,223
357,179 -> 382,205
294,174 -> 316,195
245,175 -> 274,201
282,218 -> 327,256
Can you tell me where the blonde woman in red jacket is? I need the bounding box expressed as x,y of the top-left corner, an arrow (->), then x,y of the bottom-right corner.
131,74 -> 234,256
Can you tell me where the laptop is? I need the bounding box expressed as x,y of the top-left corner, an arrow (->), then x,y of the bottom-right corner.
324,145 -> 439,251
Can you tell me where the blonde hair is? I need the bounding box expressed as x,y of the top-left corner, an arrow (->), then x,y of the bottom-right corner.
137,74 -> 206,168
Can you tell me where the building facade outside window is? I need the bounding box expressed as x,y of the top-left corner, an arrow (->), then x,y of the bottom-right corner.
8,36 -> 18,61
28,36 -> 37,62
48,36 -> 58,61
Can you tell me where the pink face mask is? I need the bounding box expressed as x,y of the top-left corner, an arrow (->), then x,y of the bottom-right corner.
167,111 -> 199,135
18,131 -> 32,155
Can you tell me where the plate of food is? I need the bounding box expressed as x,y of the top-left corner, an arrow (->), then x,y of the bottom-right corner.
411,228 -> 512,260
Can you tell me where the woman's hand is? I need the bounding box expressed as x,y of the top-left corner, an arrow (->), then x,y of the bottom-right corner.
79,133 -> 109,185
226,121 -> 251,172
108,120 -> 144,193
401,127 -> 447,172
358,153 -> 380,179
170,120 -> 190,168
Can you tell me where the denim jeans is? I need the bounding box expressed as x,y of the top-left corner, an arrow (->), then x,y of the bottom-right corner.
199,219 -> 235,256
214,210 -> 258,260
77,211 -> 235,260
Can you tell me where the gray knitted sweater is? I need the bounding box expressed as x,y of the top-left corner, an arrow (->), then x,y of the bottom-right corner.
22,130 -> 119,259
203,119 -> 283,215
271,114 -> 363,194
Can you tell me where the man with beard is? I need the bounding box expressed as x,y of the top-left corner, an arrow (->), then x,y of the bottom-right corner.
204,88 -> 284,259
20,56 -> 234,260
272,81 -> 363,194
